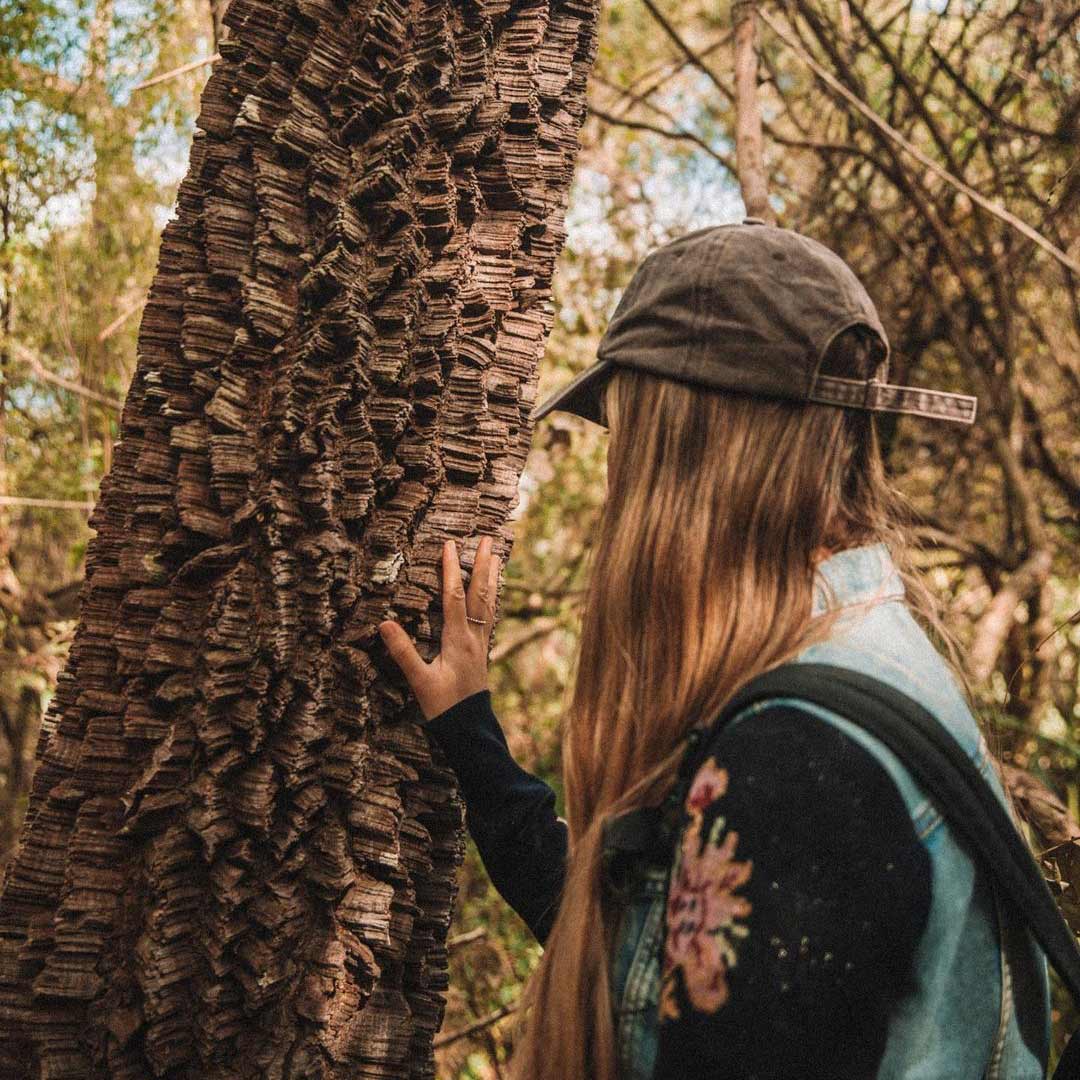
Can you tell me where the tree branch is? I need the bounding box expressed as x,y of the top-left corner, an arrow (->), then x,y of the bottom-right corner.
757,6 -> 1080,275
586,105 -> 735,172
11,342 -> 124,410
639,0 -> 735,106
732,1 -> 772,220
0,496 -> 95,511
97,297 -> 145,342
434,1004 -> 516,1050
447,926 -> 488,950
130,54 -> 220,93
969,548 -> 1053,684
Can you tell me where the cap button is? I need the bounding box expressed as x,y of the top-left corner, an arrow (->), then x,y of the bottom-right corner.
742,216 -> 766,225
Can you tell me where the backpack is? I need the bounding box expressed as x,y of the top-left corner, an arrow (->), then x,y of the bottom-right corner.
600,661 -> 1080,1079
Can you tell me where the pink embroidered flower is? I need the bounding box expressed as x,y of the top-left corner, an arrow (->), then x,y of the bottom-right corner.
686,758 -> 728,814
659,757 -> 753,1021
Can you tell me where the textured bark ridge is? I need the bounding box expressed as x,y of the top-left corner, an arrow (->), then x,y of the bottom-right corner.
0,0 -> 598,1075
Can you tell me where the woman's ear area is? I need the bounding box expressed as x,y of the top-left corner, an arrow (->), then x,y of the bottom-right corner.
598,370 -> 619,430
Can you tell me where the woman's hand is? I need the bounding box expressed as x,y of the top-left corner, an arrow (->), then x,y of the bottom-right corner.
378,536 -> 501,722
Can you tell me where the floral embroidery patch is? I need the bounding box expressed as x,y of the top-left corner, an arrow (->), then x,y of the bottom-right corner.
659,756 -> 753,1021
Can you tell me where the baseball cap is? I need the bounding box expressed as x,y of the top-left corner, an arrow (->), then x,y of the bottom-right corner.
530,219 -> 977,427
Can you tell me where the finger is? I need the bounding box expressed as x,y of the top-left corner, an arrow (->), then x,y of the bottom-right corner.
378,620 -> 429,688
441,539 -> 467,635
486,552 -> 500,618
467,535 -> 493,614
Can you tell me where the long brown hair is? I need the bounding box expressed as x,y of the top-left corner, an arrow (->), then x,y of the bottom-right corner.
509,327 -> 976,1079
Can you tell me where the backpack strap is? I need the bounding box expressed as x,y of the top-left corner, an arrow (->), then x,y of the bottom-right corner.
600,660 -> 1080,1077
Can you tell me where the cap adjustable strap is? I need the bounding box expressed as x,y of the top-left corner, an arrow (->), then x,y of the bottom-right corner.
810,373 -> 978,424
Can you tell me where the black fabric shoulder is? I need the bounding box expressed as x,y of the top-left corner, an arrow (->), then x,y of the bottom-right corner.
653,703 -> 933,1080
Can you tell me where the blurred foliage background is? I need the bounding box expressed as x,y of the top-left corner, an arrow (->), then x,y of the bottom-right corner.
3,0 -> 1078,1075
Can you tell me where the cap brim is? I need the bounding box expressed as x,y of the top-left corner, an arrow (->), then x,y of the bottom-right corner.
530,358 -> 615,425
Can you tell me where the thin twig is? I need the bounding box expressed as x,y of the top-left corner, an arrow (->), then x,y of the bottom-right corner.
586,105 -> 735,171
131,54 -> 220,93
97,297 -> 145,342
0,496 -> 95,511
434,1004 -> 517,1050
757,7 -> 1080,275
639,0 -> 735,105
447,927 -> 488,950
491,616 -> 562,665
604,30 -> 733,118
12,343 -> 124,410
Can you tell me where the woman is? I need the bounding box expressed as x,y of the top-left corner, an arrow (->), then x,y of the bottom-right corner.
378,222 -> 1051,1079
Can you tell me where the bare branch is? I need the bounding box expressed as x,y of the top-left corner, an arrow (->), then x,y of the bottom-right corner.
130,54 -> 220,93
491,615 -> 562,665
0,496 -> 95,511
1020,390 -> 1080,509
757,7 -> 1080,276
434,1004 -> 516,1050
586,105 -> 735,172
97,297 -> 145,342
605,30 -> 732,119
969,549 -> 1054,684
11,342 -> 124,410
925,41 -> 1058,142
639,0 -> 735,106
447,927 -> 488,950
732,1 -> 772,220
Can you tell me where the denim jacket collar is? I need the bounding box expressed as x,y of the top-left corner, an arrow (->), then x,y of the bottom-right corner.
811,541 -> 906,617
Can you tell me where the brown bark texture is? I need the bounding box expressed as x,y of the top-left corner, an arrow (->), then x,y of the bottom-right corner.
0,0 -> 599,1076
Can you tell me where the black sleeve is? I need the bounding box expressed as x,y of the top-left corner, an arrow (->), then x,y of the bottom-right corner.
653,705 -> 933,1080
424,689 -> 568,944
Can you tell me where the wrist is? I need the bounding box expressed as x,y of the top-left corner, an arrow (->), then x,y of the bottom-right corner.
423,684 -> 491,724
425,687 -> 493,728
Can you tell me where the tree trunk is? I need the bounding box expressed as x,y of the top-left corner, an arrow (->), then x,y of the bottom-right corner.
731,0 -> 772,223
209,0 -> 231,49
0,0 -> 598,1075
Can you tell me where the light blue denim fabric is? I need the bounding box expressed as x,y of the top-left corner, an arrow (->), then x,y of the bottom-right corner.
609,542 -> 1051,1080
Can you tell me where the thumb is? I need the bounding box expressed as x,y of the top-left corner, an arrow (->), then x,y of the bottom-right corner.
378,620 -> 428,688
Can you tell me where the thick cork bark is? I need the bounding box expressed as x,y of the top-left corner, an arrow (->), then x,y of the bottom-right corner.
0,0 -> 598,1075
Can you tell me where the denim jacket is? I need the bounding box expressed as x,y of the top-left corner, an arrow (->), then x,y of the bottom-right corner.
610,542 -> 1051,1079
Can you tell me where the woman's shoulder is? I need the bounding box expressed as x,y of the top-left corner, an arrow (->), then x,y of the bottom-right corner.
689,694 -> 933,830
670,697 -> 938,940
717,691 -> 946,840
656,698 -> 935,1075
